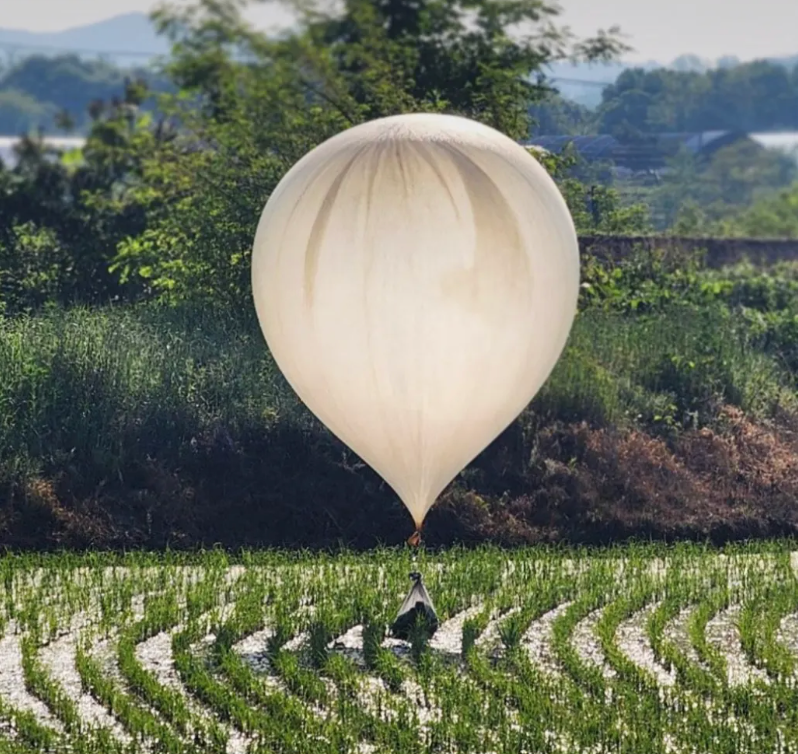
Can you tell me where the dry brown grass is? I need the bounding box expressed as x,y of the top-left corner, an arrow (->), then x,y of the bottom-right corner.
3,406 -> 796,551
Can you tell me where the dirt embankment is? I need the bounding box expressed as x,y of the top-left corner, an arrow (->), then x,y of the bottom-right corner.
2,406 -> 797,551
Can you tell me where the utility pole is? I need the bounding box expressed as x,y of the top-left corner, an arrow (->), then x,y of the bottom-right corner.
589,184 -> 601,229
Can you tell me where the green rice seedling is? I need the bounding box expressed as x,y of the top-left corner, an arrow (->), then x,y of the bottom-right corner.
362,621 -> 385,670
497,611 -> 527,653
461,606 -> 492,659
271,649 -> 329,705
308,620 -> 332,670
266,611 -> 293,659
408,616 -> 432,665
374,648 -> 405,694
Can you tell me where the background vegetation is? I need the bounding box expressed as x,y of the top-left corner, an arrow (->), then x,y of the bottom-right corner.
0,0 -> 797,550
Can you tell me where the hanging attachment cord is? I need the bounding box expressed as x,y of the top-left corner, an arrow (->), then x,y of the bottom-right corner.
407,527 -> 422,547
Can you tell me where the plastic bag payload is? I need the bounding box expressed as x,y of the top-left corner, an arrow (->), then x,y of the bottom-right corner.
391,571 -> 439,640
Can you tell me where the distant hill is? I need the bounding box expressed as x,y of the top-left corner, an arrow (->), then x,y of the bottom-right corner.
0,13 -> 169,67
1,12 -> 797,107
549,53 -> 798,107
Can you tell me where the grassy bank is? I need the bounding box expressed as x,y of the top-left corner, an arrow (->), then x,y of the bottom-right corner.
2,256 -> 798,549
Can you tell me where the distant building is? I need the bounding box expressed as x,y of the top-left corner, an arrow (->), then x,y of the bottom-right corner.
522,131 -> 756,173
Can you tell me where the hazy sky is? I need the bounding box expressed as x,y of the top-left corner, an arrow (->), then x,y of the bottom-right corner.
2,0 -> 798,64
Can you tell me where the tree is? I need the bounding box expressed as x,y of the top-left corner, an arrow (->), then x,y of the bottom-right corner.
528,93 -> 592,136
0,89 -> 57,135
649,141 -> 797,229
719,183 -> 798,238
0,81 -> 173,313
0,55 -> 172,134
107,0 -> 628,304
596,60 -> 798,135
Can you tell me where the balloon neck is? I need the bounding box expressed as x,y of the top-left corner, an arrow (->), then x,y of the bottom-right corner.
407,525 -> 423,548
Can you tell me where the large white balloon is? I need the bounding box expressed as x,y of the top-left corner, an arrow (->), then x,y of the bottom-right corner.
252,113 -> 579,529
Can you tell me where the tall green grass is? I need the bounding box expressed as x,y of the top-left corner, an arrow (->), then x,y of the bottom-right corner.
0,304 -> 298,483
0,301 -> 793,486
538,306 -> 794,428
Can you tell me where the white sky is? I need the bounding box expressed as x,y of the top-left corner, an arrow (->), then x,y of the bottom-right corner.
1,0 -> 797,64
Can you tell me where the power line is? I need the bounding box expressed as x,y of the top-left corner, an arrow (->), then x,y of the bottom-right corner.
0,39 -> 619,86
549,77 -> 615,87
0,40 -> 164,59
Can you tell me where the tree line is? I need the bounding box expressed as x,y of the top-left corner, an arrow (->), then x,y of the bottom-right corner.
528,59 -> 798,137
1,0 -> 798,318
597,61 -> 798,136
3,31 -> 798,140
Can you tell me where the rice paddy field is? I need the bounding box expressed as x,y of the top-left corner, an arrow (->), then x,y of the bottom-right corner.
0,544 -> 797,754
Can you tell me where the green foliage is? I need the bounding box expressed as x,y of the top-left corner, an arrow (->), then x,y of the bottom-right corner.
648,143 -> 797,229
529,93 -> 594,136
362,621 -> 386,669
2,250 -> 798,547
562,180 -> 652,234
0,84 -> 176,313
528,146 -> 652,235
717,182 -> 798,238
597,60 -> 798,135
105,0 -> 626,304
0,302 -> 286,489
0,223 -> 65,312
536,305 -> 793,431
0,54 -> 171,134
309,620 -> 332,668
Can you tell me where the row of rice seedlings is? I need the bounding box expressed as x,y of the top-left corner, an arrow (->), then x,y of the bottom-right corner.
75,632 -> 194,752
20,630 -> 127,754
650,550 -> 795,752
0,695 -> 59,753
595,576 -> 666,740
597,562 -> 720,754
723,553 -> 798,750
68,568 -> 206,753
737,549 -> 798,681
0,560 -> 66,754
458,576 -> 570,753
116,593 -> 227,750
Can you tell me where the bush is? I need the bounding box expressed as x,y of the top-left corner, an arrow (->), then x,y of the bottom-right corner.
0,280 -> 795,550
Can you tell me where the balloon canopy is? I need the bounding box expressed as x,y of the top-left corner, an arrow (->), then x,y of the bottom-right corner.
251,113 -> 579,530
